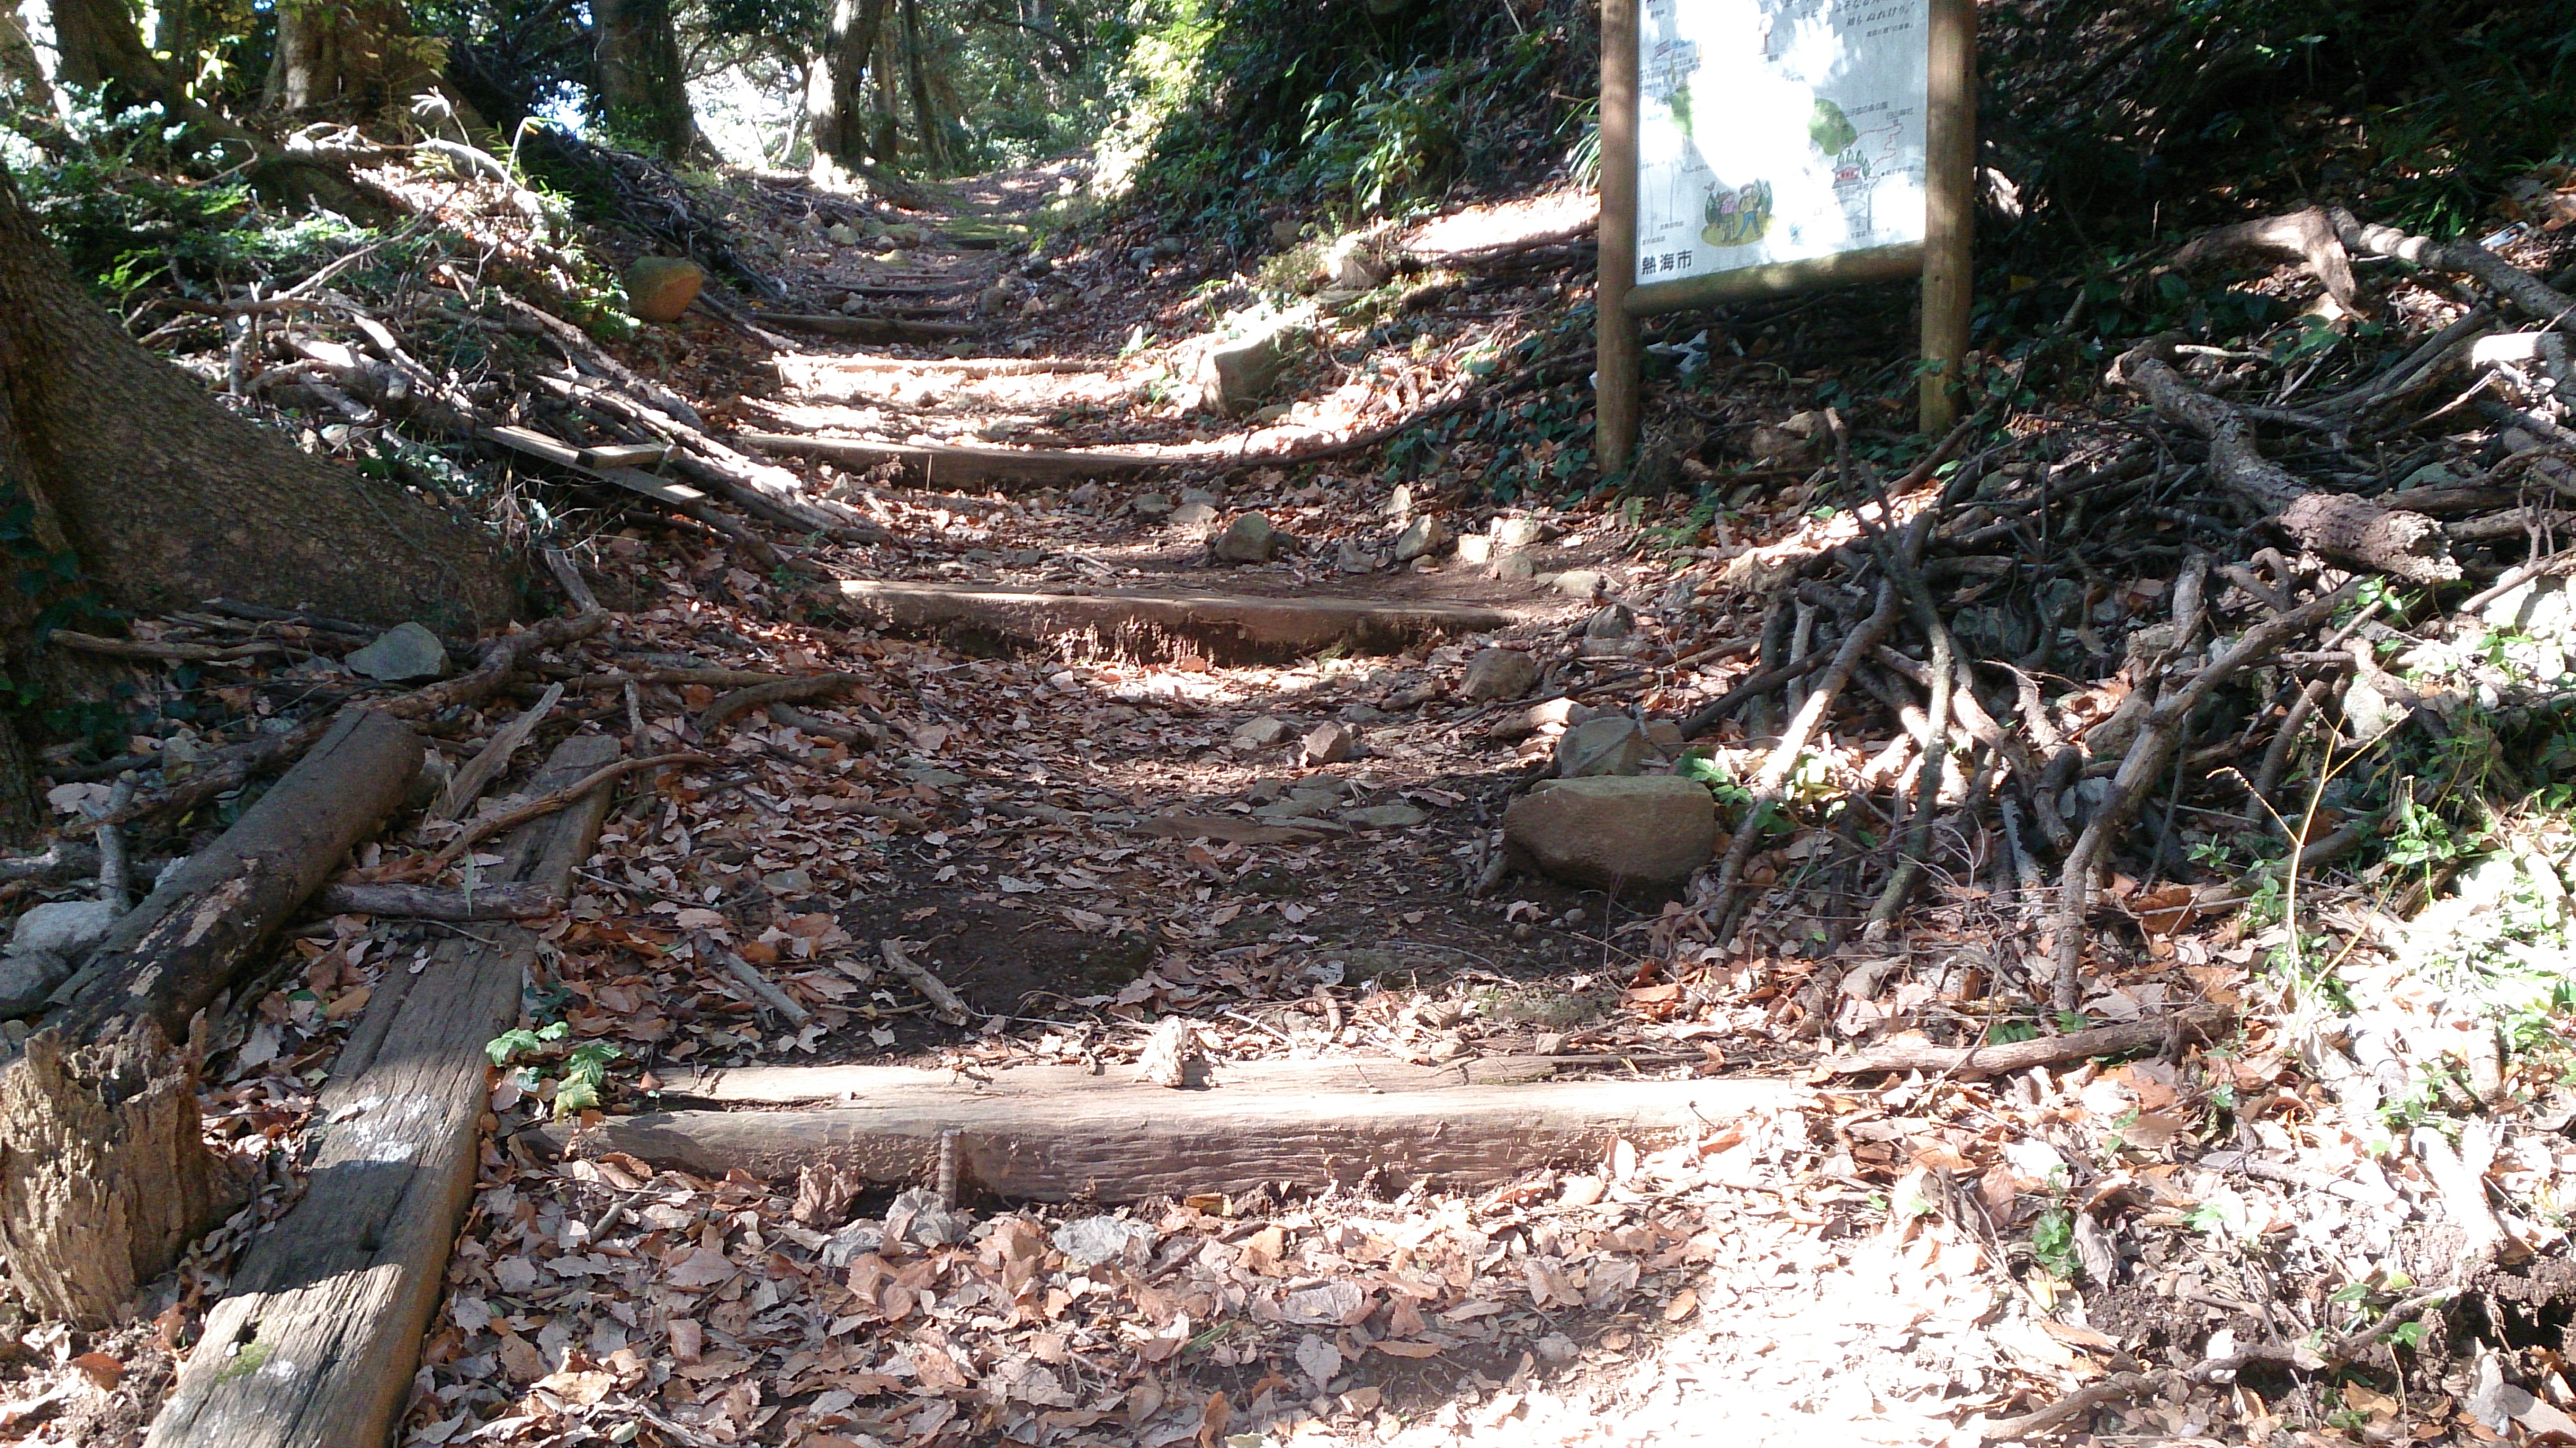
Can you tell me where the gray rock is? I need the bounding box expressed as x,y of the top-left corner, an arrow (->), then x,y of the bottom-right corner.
1322,235 -> 1392,290
1201,320 -> 1307,417
1555,716 -> 1651,777
1212,512 -> 1281,564
1170,501 -> 1220,528
1584,604 -> 1636,640
1132,493 -> 1175,518
0,949 -> 70,1018
1392,515 -> 1452,563
1335,538 -> 1382,574
1549,570 -> 1607,599
886,1186 -> 973,1247
346,622 -> 448,681
1302,721 -> 1357,765
1490,516 -> 1544,550
977,281 -> 1018,316
825,222 -> 862,246
1460,648 -> 1539,702
1496,553 -> 1538,582
1456,533 -> 1494,566
1490,696 -> 1598,742
1233,715 -> 1297,748
1179,487 -> 1221,507
1385,483 -> 1413,520
1342,803 -> 1428,829
1504,776 -> 1720,890
11,897 -> 122,959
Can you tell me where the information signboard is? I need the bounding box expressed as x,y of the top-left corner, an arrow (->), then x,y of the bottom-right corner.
1632,0 -> 1929,301
1596,0 -> 1972,462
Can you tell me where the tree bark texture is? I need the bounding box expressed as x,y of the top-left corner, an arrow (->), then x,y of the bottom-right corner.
46,708 -> 423,1045
0,165 -> 514,632
806,0 -> 889,170
264,0 -> 438,116
592,0 -> 696,160
0,1021 -> 250,1325
2114,346 -> 2459,583
46,0 -> 164,98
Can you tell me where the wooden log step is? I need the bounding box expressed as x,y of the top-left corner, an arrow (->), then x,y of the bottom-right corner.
776,353 -> 1103,382
146,734 -> 623,1448
751,313 -> 976,342
545,1068 -> 1790,1202
739,432 -> 1171,486
661,1055 -> 1568,1104
835,579 -> 1521,663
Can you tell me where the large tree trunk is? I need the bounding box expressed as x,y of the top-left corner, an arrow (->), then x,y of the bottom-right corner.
805,0 -> 889,171
0,5 -> 49,113
0,164 -> 513,636
898,0 -> 946,171
264,0 -> 435,116
47,0 -> 164,99
592,0 -> 696,160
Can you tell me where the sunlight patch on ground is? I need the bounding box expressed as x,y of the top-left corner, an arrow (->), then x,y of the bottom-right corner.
1401,191 -> 1598,258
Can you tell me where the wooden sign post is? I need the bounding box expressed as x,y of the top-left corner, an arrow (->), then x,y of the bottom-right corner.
1596,0 -> 1977,468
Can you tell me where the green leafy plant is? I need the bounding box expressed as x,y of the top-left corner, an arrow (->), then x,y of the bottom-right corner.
488,1021 -> 624,1118
2029,1206 -> 2079,1280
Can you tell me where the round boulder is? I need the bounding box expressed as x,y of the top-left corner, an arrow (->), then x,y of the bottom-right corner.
1503,775 -> 1718,890
624,256 -> 704,324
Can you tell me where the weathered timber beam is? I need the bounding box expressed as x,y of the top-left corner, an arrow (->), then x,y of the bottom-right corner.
147,734 -> 622,1448
542,1075 -> 1794,1202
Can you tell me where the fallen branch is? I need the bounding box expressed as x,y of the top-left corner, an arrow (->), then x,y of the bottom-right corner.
428,752 -> 711,870
2114,344 -> 2458,582
879,938 -> 969,1024
434,681 -> 563,821
2052,583 -> 2356,1009
695,672 -> 865,735
706,939 -> 810,1026
1821,1007 -> 2226,1079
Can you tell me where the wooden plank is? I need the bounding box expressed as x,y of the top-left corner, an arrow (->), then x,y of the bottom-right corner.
479,426 -> 710,509
660,1056 -> 1569,1104
739,432 -> 1170,485
750,313 -> 975,342
145,734 -> 622,1448
835,579 -> 1523,663
1626,243 -> 1923,316
575,441 -> 672,469
1594,0 -> 1641,470
545,1075 -> 1792,1202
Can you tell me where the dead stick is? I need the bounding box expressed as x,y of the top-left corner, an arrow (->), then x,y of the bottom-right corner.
311,881 -> 563,920
879,938 -> 969,1024
2052,585 -> 2355,1010
695,673 -> 865,735
1677,648 -> 1833,740
704,936 -> 810,1026
1709,581 -> 1898,939
1820,1007 -> 2225,1079
429,752 -> 710,869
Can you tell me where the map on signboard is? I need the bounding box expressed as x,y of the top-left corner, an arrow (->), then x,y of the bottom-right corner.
1632,0 -> 1929,286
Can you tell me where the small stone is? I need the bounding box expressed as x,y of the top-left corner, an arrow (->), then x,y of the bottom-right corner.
1550,570 -> 1607,599
1302,721 -> 1357,765
826,222 -> 862,245
1385,483 -> 1414,520
1456,533 -> 1494,566
1212,512 -> 1281,564
1335,538 -> 1381,574
1132,493 -> 1175,518
10,897 -> 120,959
1321,235 -> 1392,290
1496,553 -> 1538,582
0,950 -> 70,1018
1644,719 -> 1684,752
1179,487 -> 1221,507
1460,648 -> 1539,701
1201,319 -> 1308,417
1583,604 -> 1636,640
346,621 -> 448,681
1556,716 -> 1651,777
1489,696 -> 1598,742
1490,516 -> 1544,549
1342,803 -> 1428,829
1170,501 -> 1219,528
623,256 -> 703,324
1504,776 -> 1720,890
1391,514 -> 1452,563
1233,715 -> 1297,748
977,282 -> 1017,315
